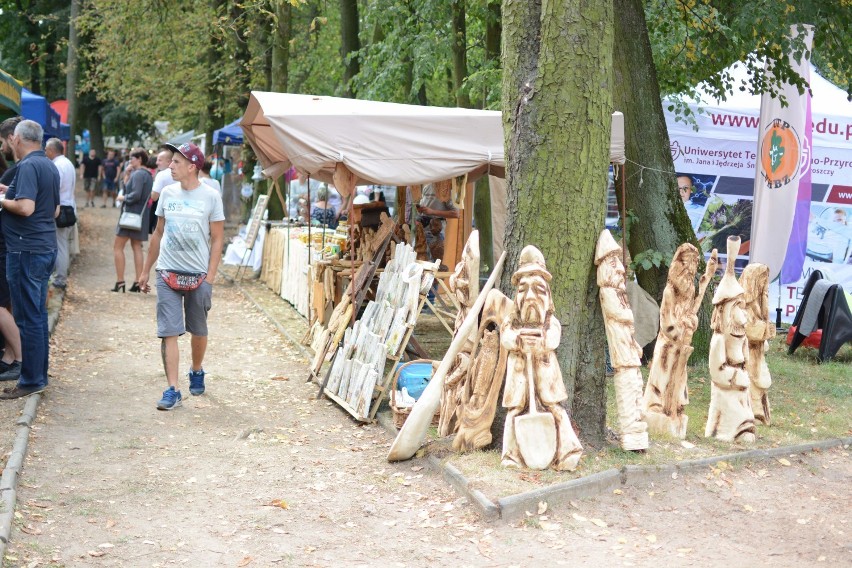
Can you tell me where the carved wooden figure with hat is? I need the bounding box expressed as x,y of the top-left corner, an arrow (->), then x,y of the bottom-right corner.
595,230 -> 648,451
705,236 -> 756,443
500,245 -> 583,470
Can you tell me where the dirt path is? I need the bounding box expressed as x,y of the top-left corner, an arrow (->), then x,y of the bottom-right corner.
5,202 -> 850,567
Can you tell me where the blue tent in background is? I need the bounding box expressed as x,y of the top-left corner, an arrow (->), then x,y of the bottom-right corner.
60,123 -> 70,141
213,118 -> 243,145
21,88 -> 62,140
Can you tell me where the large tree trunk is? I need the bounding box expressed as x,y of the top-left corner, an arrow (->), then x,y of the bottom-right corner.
268,0 -> 292,220
65,0 -> 80,161
88,111 -> 104,157
451,0 -> 471,108
502,0 -> 612,447
339,0 -> 360,98
612,0 -> 698,300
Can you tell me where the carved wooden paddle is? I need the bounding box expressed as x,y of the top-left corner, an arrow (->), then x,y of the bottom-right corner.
387,252 -> 507,462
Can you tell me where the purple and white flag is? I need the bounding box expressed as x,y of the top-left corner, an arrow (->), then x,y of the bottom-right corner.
749,25 -> 815,283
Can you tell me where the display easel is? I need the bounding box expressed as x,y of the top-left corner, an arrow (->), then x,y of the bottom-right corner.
321,292 -> 430,423
307,214 -> 397,385
235,194 -> 269,281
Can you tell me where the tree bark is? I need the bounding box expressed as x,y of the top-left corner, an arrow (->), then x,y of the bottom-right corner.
451,0 -> 471,108
88,111 -> 104,157
502,0 -> 612,446
65,0 -> 80,161
339,0 -> 360,98
268,0 -> 292,220
612,0 -> 699,300
271,0 -> 292,93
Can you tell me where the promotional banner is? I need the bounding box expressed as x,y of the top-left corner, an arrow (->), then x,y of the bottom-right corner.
750,25 -> 814,283
665,60 -> 852,323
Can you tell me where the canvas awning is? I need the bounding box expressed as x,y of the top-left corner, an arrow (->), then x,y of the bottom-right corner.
241,92 -> 507,185
214,118 -> 243,145
0,68 -> 21,115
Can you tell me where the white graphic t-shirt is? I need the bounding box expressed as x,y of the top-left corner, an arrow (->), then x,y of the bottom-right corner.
155,183 -> 225,273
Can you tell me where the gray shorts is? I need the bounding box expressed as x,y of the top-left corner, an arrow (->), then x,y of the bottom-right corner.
156,277 -> 213,337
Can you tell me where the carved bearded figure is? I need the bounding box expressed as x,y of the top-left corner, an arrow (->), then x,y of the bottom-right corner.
501,246 -> 582,471
739,263 -> 775,425
438,232 -> 480,437
643,243 -> 717,438
705,237 -> 756,443
595,231 -> 648,451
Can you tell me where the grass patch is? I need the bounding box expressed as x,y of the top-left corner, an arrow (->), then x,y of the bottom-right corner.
446,336 -> 851,500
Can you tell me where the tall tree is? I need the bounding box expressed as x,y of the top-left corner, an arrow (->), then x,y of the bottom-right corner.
502,0 -> 613,446
613,0 -> 698,300
271,0 -> 292,93
65,0 -> 80,160
338,0 -> 360,97
450,0 -> 470,108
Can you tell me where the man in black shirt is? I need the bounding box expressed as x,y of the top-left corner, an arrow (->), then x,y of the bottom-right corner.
79,149 -> 101,207
0,117 -> 25,383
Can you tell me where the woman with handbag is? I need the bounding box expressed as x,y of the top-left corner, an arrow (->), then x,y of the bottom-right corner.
112,149 -> 153,292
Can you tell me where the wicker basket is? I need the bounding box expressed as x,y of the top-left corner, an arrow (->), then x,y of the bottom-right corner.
390,359 -> 440,429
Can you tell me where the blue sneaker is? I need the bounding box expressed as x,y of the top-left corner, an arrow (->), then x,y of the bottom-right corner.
157,386 -> 182,410
188,368 -> 205,396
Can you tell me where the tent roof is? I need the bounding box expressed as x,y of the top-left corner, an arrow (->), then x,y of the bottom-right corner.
214,118 -> 243,146
166,129 -> 195,146
0,68 -> 21,114
242,92 -> 626,184
241,92 -> 506,184
20,88 -> 61,139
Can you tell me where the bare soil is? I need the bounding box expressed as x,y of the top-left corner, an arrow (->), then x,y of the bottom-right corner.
4,202 -> 850,567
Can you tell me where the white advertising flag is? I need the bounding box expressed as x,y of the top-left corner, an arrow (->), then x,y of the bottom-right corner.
749,25 -> 815,282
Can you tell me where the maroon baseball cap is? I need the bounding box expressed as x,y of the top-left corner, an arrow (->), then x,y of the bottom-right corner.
163,142 -> 205,169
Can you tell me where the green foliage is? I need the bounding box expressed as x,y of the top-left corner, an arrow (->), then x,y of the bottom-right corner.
630,248 -> 670,273
647,0 -> 851,105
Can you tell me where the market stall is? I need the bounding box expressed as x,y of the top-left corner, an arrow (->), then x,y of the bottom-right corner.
0,68 -> 21,118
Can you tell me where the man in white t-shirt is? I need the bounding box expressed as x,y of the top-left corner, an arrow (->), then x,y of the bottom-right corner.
139,142 -> 225,410
147,148 -> 177,233
45,138 -> 77,290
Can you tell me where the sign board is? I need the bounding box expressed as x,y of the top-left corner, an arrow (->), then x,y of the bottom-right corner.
245,195 -> 268,250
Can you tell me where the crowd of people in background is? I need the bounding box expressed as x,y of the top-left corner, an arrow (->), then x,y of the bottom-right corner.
0,118 -> 228,410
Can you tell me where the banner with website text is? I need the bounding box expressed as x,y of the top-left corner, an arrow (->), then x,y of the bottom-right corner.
664,64 -> 852,323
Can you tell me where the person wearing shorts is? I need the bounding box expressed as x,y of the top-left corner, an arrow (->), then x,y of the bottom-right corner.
138,142 -> 224,411
100,150 -> 119,208
79,149 -> 101,208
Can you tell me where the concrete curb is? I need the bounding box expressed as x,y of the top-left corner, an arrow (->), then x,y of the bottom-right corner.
376,406 -> 850,523
237,284 -> 312,363
260,297 -> 852,523
0,286 -> 64,562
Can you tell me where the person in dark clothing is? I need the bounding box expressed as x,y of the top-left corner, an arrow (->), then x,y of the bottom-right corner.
0,117 -> 23,382
0,119 -> 59,399
101,149 -> 119,208
79,149 -> 101,208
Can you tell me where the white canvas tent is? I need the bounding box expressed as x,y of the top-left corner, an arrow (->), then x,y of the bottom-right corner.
241,92 -> 626,185
241,92 -> 626,259
663,61 -> 852,322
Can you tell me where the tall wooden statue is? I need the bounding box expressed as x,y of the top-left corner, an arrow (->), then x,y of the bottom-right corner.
643,243 -> 719,438
501,246 -> 583,471
595,231 -> 648,451
740,263 -> 775,425
438,231 -> 480,437
705,236 -> 756,443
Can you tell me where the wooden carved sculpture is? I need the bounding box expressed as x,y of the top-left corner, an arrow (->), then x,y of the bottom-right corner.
438,231 -> 481,437
500,246 -> 582,471
453,289 -> 512,452
595,230 -> 648,451
705,236 -> 756,443
643,243 -> 719,438
740,263 -> 775,425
